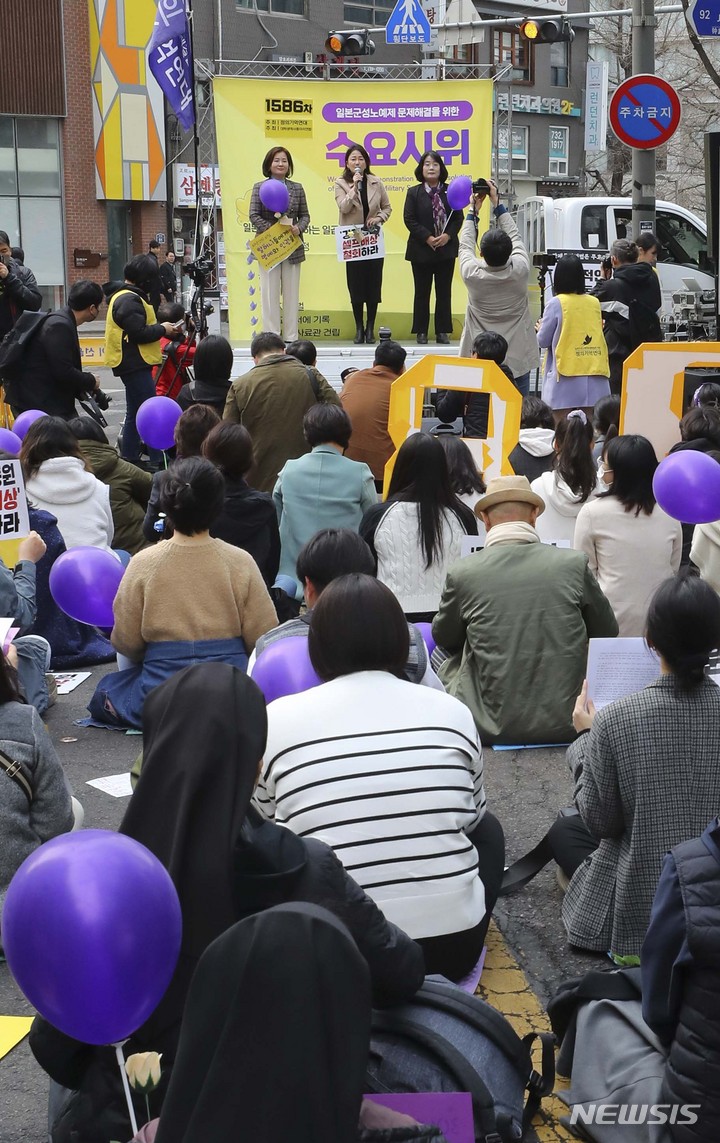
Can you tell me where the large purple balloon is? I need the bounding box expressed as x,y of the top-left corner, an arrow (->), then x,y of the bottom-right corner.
0,427 -> 22,456
415,621 -> 437,657
12,409 -> 45,439
49,547 -> 125,628
3,831 -> 182,1045
446,176 -> 473,211
653,451 -> 720,525
251,635 -> 321,703
259,178 -> 290,214
136,395 -> 182,451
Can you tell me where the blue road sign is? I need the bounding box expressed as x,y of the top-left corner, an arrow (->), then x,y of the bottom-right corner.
687,0 -> 720,36
609,74 -> 681,150
385,0 -> 431,45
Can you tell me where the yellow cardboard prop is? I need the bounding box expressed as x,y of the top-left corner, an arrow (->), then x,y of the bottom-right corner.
248,221 -> 302,272
620,342 -> 720,460
0,1015 -> 33,1060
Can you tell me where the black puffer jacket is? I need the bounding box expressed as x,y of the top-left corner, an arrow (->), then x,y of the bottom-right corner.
0,258 -> 42,338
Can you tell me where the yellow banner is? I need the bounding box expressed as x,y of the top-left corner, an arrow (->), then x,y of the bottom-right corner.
248,221 -> 303,271
213,78 -> 493,342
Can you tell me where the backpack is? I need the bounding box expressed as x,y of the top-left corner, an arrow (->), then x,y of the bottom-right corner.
0,309 -> 52,379
547,967 -> 641,1078
367,979 -> 556,1143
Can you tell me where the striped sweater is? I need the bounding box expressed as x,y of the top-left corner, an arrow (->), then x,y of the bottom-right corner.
253,671 -> 486,940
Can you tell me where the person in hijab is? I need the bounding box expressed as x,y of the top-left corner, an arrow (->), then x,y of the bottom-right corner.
31,665 -> 423,1143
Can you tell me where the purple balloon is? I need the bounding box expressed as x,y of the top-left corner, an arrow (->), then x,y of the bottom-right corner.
3,831 -> 182,1045
136,395 -> 182,451
49,547 -> 125,628
12,409 -> 45,439
251,636 -> 321,703
0,428 -> 22,456
415,621 -> 437,657
259,178 -> 290,215
446,176 -> 472,211
653,451 -> 720,525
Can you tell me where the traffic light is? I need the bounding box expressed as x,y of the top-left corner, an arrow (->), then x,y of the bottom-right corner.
324,29 -> 376,55
519,17 -> 574,43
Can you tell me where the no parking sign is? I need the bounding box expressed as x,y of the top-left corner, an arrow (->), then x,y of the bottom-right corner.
609,75 -> 681,150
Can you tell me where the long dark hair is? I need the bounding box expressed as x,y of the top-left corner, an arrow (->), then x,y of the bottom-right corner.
553,411 -> 596,502
552,255 -> 586,295
0,649 -> 23,705
21,417 -> 90,481
601,434 -> 658,516
646,573 -> 720,690
387,434 -> 461,569
436,435 -> 485,497
341,143 -> 373,184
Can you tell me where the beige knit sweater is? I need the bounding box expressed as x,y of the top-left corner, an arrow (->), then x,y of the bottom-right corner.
111,537 -> 278,662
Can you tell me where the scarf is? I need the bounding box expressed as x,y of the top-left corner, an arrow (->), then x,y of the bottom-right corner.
429,185 -> 447,236
483,521 -> 540,549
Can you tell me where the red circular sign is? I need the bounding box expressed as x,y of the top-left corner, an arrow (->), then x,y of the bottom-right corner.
609,74 -> 681,150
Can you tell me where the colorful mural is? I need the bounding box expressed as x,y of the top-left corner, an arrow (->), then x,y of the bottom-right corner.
89,0 -> 167,200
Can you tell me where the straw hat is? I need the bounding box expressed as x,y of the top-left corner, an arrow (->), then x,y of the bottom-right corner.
474,475 -> 545,517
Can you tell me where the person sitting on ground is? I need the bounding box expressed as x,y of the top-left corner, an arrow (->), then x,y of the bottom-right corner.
223,332 -> 340,494
143,404 -> 220,543
435,331 -> 515,440
0,523 -> 58,715
574,434 -> 682,636
88,458 -> 277,730
531,410 -> 599,546
249,528 -> 444,690
33,668 -> 423,1143
435,432 -> 486,513
153,303 -> 196,402
433,475 -> 618,745
0,648 -> 76,947
274,404 -> 376,597
68,416 -> 152,556
21,417 -> 115,553
201,422 -> 280,587
508,396 -> 556,482
548,573 -> 720,960
670,404 -> 720,456
177,334 -> 233,417
691,380 -> 720,411
591,392 -> 621,461
340,340 -> 406,490
360,433 -> 477,623
690,450 -> 720,591
255,574 -> 505,982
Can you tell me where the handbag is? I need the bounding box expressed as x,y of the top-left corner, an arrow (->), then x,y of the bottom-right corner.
0,746 -> 32,806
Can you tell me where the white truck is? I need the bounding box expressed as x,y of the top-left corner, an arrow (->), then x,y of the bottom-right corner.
514,196 -> 716,335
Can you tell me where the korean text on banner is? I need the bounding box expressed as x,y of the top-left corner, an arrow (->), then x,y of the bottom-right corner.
249,223 -> 303,271
336,226 -> 386,263
0,459 -> 30,569
148,0 -> 195,132
214,78 -> 493,341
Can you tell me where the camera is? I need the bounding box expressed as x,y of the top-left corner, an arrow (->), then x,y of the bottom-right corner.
532,253 -> 557,269
472,178 -> 492,196
94,388 -> 111,411
185,258 -> 213,286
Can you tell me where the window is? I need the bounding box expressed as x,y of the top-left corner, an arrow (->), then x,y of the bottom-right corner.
550,40 -> 569,87
0,116 -> 64,300
656,210 -> 713,273
581,205 -> 608,250
344,0 -> 393,23
492,31 -> 532,84
238,0 -> 305,14
498,126 -> 528,174
548,126 -> 569,176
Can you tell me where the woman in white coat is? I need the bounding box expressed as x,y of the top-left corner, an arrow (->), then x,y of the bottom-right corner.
334,144 -> 392,345
531,410 -> 599,546
21,417 -> 114,553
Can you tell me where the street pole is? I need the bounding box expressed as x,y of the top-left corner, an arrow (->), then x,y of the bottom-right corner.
631,0 -> 657,237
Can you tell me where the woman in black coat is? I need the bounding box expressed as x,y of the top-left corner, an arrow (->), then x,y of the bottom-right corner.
403,150 -> 463,345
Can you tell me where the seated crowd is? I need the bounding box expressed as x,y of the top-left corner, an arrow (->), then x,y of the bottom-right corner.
4,324 -> 720,1143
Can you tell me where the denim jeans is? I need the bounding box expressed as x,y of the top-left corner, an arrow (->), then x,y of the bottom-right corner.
119,368 -> 163,464
513,371 -> 531,398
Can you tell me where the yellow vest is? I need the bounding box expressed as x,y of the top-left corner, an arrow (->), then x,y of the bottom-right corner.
555,294 -> 609,378
104,289 -> 163,370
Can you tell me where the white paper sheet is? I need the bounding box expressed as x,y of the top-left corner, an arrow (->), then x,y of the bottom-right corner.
51,671 -> 92,695
586,638 -> 661,709
86,773 -> 133,798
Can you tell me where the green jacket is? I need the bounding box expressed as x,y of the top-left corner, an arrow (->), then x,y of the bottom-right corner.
80,440 -> 152,556
223,354 -> 341,493
433,539 -> 618,745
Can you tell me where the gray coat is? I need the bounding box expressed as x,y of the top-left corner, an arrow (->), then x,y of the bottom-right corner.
458,211 -> 539,377
563,676 -> 720,957
0,701 -> 73,922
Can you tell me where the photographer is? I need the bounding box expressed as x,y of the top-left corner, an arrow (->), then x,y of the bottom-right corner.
458,179 -> 538,395
3,280 -> 106,420
0,230 -> 41,339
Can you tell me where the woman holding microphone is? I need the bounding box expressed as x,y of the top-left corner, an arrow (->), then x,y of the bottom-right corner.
403,150 -> 462,345
334,144 -> 392,345
249,146 -> 309,343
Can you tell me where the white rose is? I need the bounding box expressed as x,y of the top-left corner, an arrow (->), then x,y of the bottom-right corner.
125,1051 -> 162,1094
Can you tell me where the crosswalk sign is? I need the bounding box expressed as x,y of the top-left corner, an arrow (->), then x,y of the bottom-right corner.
385,0 -> 431,44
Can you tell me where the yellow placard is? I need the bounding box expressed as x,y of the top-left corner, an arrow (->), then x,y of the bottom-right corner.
77,337 -> 106,366
384,355 -> 522,496
620,342 -> 720,459
214,78 -> 493,342
0,1015 -> 33,1060
248,221 -> 303,272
